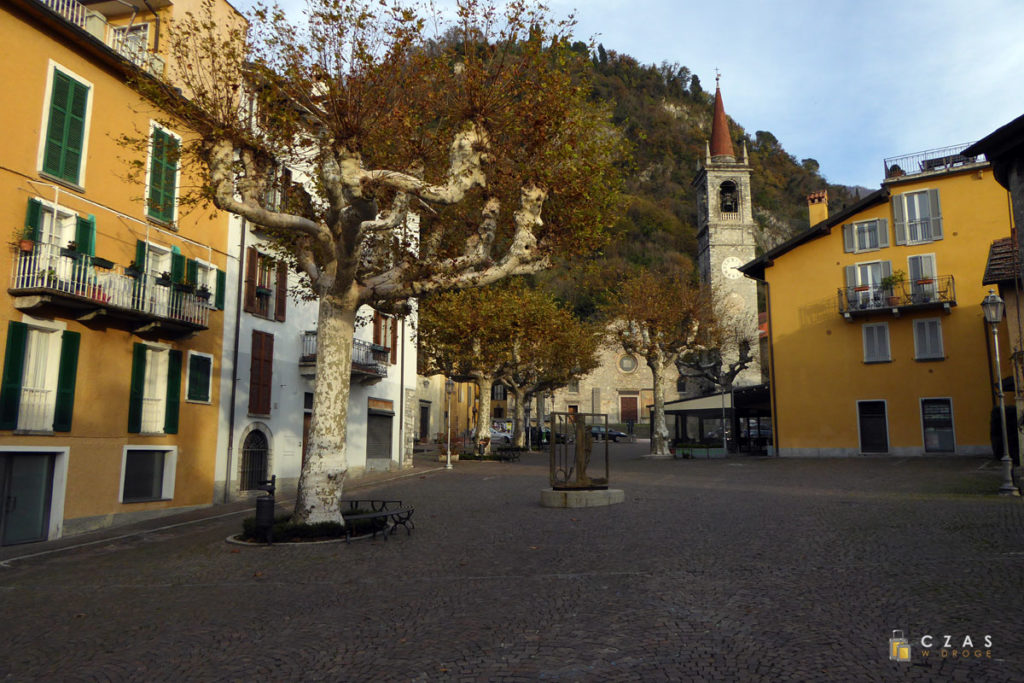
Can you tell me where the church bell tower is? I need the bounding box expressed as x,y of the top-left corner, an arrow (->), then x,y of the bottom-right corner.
693,76 -> 760,386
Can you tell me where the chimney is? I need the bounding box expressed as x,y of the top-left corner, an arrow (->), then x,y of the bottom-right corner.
807,190 -> 828,227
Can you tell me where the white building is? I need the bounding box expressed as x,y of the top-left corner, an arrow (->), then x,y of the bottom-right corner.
213,215 -> 418,500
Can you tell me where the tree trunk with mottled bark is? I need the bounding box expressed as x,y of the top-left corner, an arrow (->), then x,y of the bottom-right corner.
474,375 -> 494,454
511,386 -> 527,448
647,350 -> 672,457
293,291 -> 359,523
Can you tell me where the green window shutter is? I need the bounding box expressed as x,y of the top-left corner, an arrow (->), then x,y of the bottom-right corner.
187,354 -> 211,402
135,239 -> 147,271
148,129 -> 179,223
170,252 -> 185,283
43,72 -> 88,183
53,330 -> 81,432
0,322 -> 29,430
164,349 -> 182,434
127,343 -> 147,433
24,199 -> 42,242
75,215 -> 96,256
186,259 -> 198,286
215,269 -> 226,310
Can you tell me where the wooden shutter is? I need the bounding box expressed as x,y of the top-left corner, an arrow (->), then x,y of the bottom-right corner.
373,312 -> 382,346
148,129 -> 178,222
877,326 -> 890,360
892,195 -> 907,245
249,331 -> 274,414
928,189 -> 943,240
877,219 -> 890,249
390,317 -> 398,364
43,71 -> 88,183
164,349 -> 182,434
186,259 -> 198,286
844,265 -> 857,307
0,321 -> 29,430
274,261 -> 288,322
187,354 -> 211,402
243,246 -> 258,313
881,260 -> 892,281
75,215 -> 95,256
134,239 -> 147,271
127,343 -> 147,433
24,198 -> 42,242
52,330 -> 80,432
842,224 -> 854,252
863,326 -> 877,362
215,269 -> 226,310
170,252 -> 185,283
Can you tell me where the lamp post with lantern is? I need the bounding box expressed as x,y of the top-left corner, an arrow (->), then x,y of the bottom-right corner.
445,378 -> 455,470
982,289 -> 1019,496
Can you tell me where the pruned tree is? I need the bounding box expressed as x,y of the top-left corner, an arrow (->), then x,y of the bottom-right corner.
129,0 -> 623,523
496,286 -> 601,447
603,268 -> 716,457
418,285 -> 514,455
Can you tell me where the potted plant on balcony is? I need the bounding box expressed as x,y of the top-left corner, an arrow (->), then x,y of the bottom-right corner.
155,271 -> 172,286
255,284 -> 273,297
173,279 -> 195,294
125,260 -> 143,278
12,228 -> 34,253
61,240 -> 82,260
91,256 -> 115,269
880,269 -> 905,306
37,267 -> 57,288
195,284 -> 212,302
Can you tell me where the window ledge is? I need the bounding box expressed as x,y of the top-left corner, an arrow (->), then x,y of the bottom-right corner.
147,215 -> 178,231
914,356 -> 946,362
13,429 -> 55,436
121,497 -> 171,504
138,431 -> 167,436
186,399 -> 212,405
38,171 -> 85,194
863,359 -> 892,364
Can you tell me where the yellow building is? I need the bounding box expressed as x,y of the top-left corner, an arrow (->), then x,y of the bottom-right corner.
0,0 -> 238,544
741,145 -> 1013,456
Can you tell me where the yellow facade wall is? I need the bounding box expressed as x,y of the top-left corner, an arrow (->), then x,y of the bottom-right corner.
1,2 -> 231,533
765,167 -> 1013,455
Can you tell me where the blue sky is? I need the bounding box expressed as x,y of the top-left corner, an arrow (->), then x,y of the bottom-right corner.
237,0 -> 1024,189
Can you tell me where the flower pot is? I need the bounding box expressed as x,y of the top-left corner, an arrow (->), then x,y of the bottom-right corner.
18,239 -> 34,253
91,257 -> 114,269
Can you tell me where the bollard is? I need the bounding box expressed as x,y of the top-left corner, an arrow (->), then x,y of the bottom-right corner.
254,475 -> 276,544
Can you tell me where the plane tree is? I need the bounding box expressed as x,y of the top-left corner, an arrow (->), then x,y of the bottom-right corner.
131,0 -> 623,522
603,268 -> 717,457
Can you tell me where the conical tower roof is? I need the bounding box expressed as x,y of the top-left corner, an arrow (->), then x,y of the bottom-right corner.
710,78 -> 735,161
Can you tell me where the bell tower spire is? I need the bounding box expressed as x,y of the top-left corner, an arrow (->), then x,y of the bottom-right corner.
692,73 -> 761,387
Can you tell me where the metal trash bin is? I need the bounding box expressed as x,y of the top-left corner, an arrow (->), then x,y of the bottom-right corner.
254,475 -> 276,544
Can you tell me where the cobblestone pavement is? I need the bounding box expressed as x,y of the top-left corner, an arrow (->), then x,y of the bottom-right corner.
1,446 -> 1023,681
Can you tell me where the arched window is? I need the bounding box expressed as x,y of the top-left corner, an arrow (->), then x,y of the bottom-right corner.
719,181 -> 738,214
240,430 -> 269,491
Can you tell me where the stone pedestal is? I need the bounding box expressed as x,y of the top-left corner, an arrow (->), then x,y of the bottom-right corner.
540,488 -> 625,508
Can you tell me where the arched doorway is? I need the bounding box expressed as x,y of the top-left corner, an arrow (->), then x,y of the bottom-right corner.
240,430 -> 269,491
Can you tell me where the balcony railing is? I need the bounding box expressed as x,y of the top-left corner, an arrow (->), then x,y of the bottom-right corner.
838,275 -> 956,319
884,143 -> 986,180
40,0 -> 165,75
299,331 -> 390,381
10,243 -> 210,331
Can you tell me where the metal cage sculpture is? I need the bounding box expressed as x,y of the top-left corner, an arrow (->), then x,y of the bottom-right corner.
549,412 -> 610,490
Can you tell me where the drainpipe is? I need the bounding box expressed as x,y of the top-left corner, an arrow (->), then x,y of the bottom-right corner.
224,218 -> 247,502
398,314 -> 406,468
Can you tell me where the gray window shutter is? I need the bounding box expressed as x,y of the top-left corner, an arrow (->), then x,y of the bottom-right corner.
881,260 -> 892,280
893,196 -> 907,245
878,326 -> 889,360
928,189 -> 943,240
877,219 -> 890,248
864,326 -> 877,362
843,224 -> 854,252
929,321 -> 942,356
845,265 -> 856,288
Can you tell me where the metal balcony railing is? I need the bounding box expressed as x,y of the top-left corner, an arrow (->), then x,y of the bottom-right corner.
884,143 -> 985,179
39,0 -> 165,75
300,332 -> 389,379
838,275 -> 956,319
41,0 -> 87,27
10,243 -> 210,330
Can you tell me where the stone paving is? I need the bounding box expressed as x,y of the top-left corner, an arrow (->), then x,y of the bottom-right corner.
1,445 -> 1023,681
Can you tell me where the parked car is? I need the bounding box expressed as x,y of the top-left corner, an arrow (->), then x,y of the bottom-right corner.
540,426 -> 573,444
489,426 -> 512,444
590,425 -> 628,442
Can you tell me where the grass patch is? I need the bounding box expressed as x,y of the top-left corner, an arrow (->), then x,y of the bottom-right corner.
239,510 -> 387,542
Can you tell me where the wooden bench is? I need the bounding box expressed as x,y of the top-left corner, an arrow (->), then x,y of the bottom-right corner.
341,499 -> 415,543
494,446 -> 523,462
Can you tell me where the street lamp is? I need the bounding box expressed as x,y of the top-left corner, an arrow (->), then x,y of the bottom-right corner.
444,378 -> 455,470
982,289 -> 1019,496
